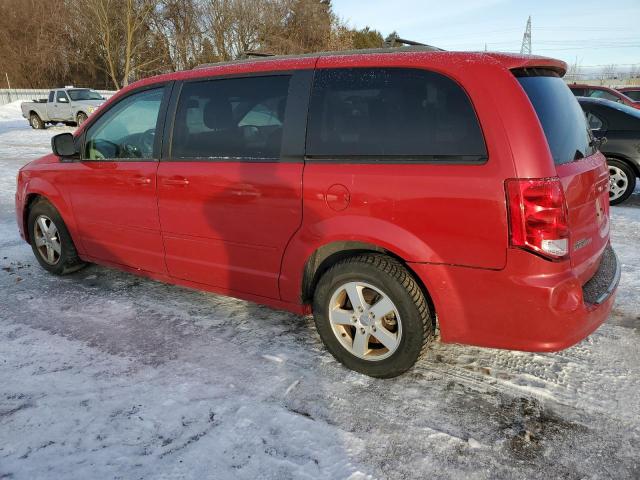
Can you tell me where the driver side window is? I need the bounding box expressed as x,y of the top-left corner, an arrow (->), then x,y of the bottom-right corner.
84,88 -> 163,160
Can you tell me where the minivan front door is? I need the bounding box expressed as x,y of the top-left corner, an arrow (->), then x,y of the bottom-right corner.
157,72 -> 312,299
63,85 -> 170,273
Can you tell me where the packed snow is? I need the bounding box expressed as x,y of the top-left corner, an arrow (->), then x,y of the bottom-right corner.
1,100 -> 639,479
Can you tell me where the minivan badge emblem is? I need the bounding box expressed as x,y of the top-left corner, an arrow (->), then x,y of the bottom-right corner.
573,238 -> 592,251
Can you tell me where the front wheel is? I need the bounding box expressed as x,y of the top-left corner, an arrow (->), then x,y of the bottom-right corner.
28,199 -> 86,275
76,112 -> 88,126
313,254 -> 434,378
608,158 -> 636,205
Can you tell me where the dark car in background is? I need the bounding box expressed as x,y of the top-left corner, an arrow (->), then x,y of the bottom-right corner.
617,87 -> 640,102
570,84 -> 640,110
578,97 -> 640,204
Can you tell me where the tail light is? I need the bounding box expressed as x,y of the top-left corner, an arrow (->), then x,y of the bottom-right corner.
505,177 -> 569,260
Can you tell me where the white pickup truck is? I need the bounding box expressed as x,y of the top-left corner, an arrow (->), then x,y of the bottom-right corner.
21,87 -> 106,129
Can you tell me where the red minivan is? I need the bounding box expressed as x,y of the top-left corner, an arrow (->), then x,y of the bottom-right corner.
15,48 -> 620,377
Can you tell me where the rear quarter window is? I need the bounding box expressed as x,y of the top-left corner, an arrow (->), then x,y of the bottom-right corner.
517,74 -> 596,165
306,68 -> 487,161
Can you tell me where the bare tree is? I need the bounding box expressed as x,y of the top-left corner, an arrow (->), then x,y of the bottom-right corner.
0,0 -> 377,88
157,0 -> 209,70
565,58 -> 582,83
74,0 -> 166,88
600,64 -> 617,85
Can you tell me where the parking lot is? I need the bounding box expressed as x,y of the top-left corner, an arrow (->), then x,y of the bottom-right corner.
1,103 -> 639,479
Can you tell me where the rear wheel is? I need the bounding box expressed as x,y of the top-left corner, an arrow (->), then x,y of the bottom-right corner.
30,113 -> 44,129
28,199 -> 86,275
313,254 -> 433,378
607,158 -> 636,205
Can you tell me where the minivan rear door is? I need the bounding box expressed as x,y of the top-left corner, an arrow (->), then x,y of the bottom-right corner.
517,73 -> 610,280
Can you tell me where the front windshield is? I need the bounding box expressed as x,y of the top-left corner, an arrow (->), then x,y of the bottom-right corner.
68,89 -> 103,101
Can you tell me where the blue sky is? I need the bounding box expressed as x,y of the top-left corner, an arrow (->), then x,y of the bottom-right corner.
332,0 -> 639,69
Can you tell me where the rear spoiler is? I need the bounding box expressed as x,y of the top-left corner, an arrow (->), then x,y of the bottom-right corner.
484,53 -> 567,77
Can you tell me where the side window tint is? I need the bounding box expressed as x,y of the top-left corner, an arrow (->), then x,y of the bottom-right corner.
589,90 -> 618,102
586,112 -> 603,130
306,68 -> 487,160
624,91 -> 640,101
48,91 -> 55,102
84,88 -> 164,160
56,91 -> 68,103
171,75 -> 291,159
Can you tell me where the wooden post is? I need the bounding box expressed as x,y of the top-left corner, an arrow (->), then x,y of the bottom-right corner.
4,73 -> 11,103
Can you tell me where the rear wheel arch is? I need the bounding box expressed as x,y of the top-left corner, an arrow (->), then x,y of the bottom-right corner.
301,241 -> 436,328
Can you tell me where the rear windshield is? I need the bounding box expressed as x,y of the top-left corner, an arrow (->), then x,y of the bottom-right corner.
517,74 -> 595,165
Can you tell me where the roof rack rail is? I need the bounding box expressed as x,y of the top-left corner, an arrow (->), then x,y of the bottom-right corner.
243,51 -> 275,58
384,34 -> 444,50
194,44 -> 445,70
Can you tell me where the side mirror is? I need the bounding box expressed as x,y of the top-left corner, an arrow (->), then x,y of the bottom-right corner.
59,97 -> 68,103
51,133 -> 78,158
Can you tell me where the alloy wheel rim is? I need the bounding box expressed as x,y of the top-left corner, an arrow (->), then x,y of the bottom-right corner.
34,215 -> 62,265
608,165 -> 629,201
328,281 -> 402,361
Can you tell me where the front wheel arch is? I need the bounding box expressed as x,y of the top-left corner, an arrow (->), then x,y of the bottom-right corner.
76,112 -> 88,125
22,193 -> 45,244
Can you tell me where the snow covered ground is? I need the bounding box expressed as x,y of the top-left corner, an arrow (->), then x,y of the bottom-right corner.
1,100 -> 639,479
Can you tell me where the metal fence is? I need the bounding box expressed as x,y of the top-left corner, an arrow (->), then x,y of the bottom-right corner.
0,88 -> 116,106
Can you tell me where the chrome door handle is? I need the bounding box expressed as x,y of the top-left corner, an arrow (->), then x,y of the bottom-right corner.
132,176 -> 152,185
163,177 -> 190,186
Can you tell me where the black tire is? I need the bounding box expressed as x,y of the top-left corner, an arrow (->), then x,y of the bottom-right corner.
76,112 -> 88,126
30,113 -> 44,129
313,254 -> 434,378
27,199 -> 86,275
607,158 -> 636,205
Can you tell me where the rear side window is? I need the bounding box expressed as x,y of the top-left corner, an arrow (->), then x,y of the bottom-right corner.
517,73 -> 596,165
623,90 -> 640,101
588,89 -> 620,102
48,91 -> 55,102
306,68 -> 487,161
171,75 -> 290,160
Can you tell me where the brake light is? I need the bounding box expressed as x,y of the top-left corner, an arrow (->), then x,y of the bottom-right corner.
505,177 -> 569,260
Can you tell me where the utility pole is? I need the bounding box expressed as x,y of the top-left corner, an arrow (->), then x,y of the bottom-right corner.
520,16 -> 532,55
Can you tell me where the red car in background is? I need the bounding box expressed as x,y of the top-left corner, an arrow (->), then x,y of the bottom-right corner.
569,83 -> 640,109
15,49 -> 620,377
616,87 -> 640,102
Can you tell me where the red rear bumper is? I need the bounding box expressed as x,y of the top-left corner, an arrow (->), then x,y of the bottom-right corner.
410,246 -> 619,351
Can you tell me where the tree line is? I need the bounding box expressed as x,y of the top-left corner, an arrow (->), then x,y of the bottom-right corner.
0,0 -> 388,90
